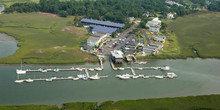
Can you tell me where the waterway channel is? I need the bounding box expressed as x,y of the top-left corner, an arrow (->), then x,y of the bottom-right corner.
0,58 -> 220,105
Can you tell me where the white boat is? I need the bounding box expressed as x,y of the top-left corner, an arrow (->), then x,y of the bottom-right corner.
70,67 -> 75,70
82,77 -> 88,80
73,77 -> 79,80
166,72 -> 177,78
89,73 -> 100,80
132,75 -> 139,79
51,76 -> 57,79
76,68 -> 83,71
68,76 -> 73,79
16,62 -> 26,74
118,75 -> 130,79
25,78 -> 34,83
41,69 -> 47,73
95,67 -> 102,71
143,75 -> 150,79
77,74 -> 86,79
89,68 -> 94,71
53,68 -> 59,72
139,61 -> 147,64
155,75 -> 164,79
161,66 -> 170,71
118,67 -> 125,70
153,67 -> 159,70
14,80 -> 24,83
138,74 -> 144,78
138,68 -> 143,70
45,78 -> 53,82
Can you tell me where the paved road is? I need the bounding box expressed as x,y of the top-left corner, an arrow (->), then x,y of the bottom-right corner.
142,29 -> 150,44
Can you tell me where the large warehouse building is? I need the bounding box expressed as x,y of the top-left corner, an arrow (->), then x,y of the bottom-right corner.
81,18 -> 125,28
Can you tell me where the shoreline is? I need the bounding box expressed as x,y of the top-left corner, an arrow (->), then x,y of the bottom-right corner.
0,57 -> 220,65
0,33 -> 18,43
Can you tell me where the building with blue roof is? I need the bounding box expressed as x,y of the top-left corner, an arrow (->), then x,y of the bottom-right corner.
90,25 -> 118,35
81,18 -> 125,28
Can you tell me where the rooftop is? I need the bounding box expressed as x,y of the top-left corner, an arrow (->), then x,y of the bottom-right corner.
81,18 -> 125,28
90,25 -> 118,34
111,50 -> 124,59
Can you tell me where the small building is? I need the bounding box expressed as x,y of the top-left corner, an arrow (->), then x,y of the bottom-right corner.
87,33 -> 107,47
127,17 -> 135,23
111,50 -> 124,64
153,34 -> 166,43
167,13 -> 175,19
149,26 -> 160,32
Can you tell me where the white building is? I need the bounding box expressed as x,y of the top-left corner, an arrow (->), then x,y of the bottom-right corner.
153,34 -> 166,43
111,50 -> 124,64
87,33 -> 107,47
146,17 -> 161,28
149,26 -> 160,32
167,13 -> 175,19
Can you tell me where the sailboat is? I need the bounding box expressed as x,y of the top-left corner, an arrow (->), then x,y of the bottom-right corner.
14,75 -> 24,83
16,61 -> 26,74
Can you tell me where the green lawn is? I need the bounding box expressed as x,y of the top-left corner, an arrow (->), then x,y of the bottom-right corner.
0,13 -> 97,64
1,95 -> 220,110
168,12 -> 220,58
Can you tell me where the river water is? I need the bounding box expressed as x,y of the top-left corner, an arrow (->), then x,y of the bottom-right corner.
0,58 -> 220,105
0,33 -> 19,58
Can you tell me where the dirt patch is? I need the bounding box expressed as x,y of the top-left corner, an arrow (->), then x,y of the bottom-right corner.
37,12 -> 59,18
72,48 -> 95,60
62,26 -> 85,36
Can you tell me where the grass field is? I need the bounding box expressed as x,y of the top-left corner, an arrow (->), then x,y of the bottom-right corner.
0,94 -> 220,110
168,12 -> 220,58
0,13 -> 97,64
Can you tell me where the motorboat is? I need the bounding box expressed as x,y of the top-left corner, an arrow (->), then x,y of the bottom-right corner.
160,65 -> 170,71
132,75 -> 139,79
70,67 -> 74,70
89,68 -> 94,71
51,76 -> 57,79
143,75 -> 150,79
14,80 -> 24,83
153,67 -> 159,70
53,68 -> 59,72
82,77 -> 88,80
41,69 -> 47,73
25,78 -> 34,83
118,75 -> 130,79
45,78 -> 53,82
95,67 -> 102,71
139,61 -> 147,64
155,75 -> 164,79
89,73 -> 100,80
68,76 -> 73,79
77,74 -> 86,79
138,68 -> 143,70
73,77 -> 79,80
165,72 -> 177,78
138,74 -> 144,78
118,67 -> 125,70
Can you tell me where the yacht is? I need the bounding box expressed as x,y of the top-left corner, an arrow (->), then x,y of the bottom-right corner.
77,74 -> 86,79
89,68 -> 94,71
132,75 -> 139,79
14,80 -> 24,83
68,76 -> 73,79
138,68 -> 143,70
166,72 -> 177,78
25,78 -> 34,83
160,65 -> 170,71
89,73 -> 100,80
53,68 -> 59,72
45,78 -> 53,82
73,77 -> 79,80
95,67 -> 102,71
118,67 -> 125,70
143,75 -> 150,79
16,62 -> 26,74
41,69 -> 47,73
155,75 -> 164,79
118,75 -> 130,79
